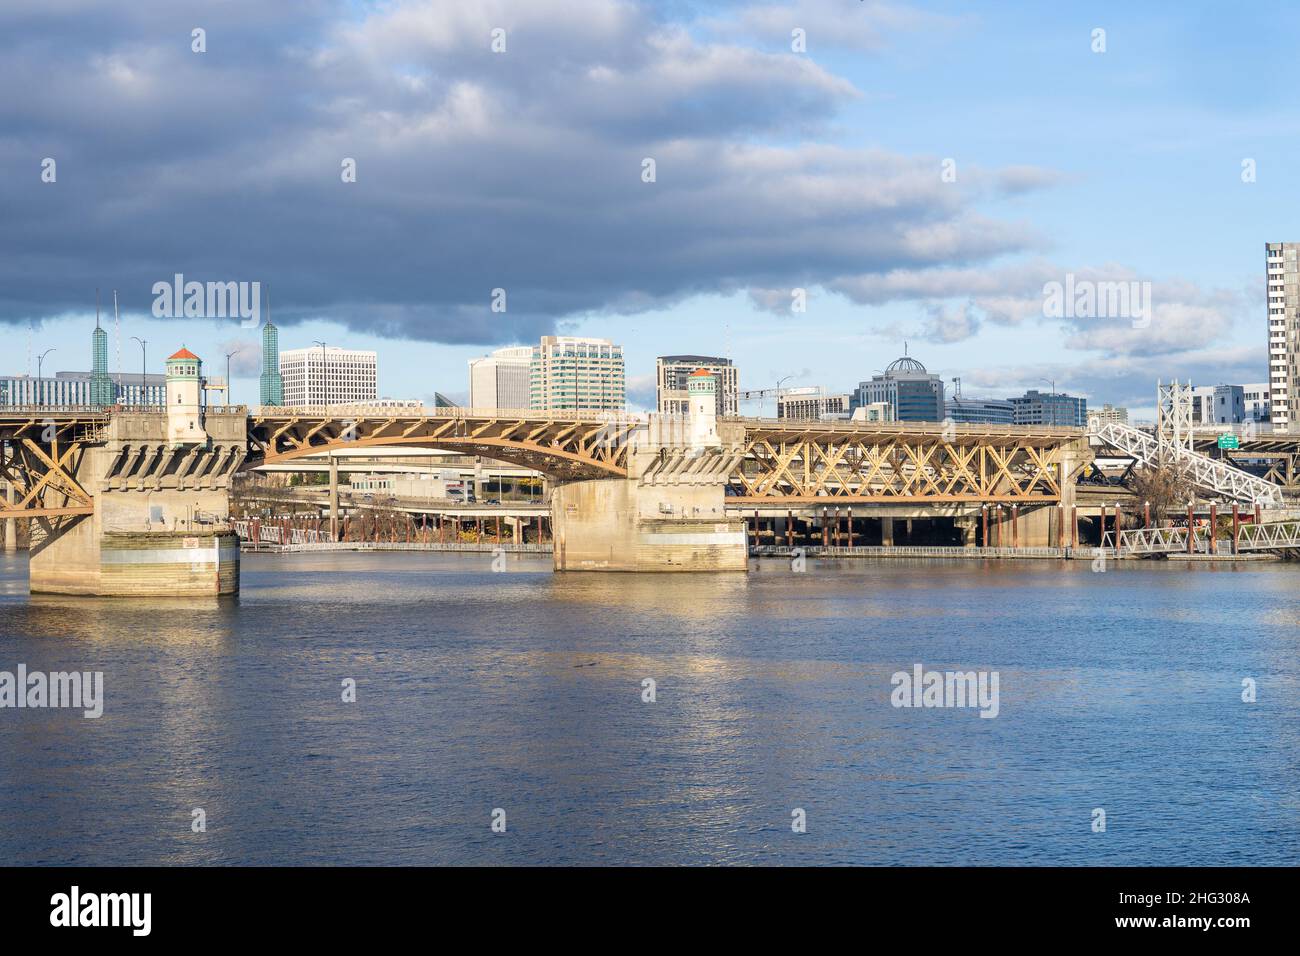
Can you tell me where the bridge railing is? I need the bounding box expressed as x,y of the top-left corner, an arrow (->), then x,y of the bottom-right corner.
248,404 -> 647,423
0,405 -> 114,415
231,519 -> 329,546
1107,521 -> 1300,555
751,544 -> 1067,559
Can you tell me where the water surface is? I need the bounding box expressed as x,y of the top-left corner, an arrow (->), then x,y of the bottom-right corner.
1,551 -> 1297,865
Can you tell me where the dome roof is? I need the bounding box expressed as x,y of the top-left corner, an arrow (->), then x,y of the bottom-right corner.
885,355 -> 926,373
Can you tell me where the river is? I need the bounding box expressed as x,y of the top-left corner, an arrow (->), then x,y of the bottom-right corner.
1,551 -> 1297,865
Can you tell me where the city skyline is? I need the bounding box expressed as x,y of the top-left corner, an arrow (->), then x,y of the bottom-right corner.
0,307 -> 1274,422
3,2 -> 1297,419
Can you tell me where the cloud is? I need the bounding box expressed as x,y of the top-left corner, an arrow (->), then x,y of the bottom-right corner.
831,260 -> 1252,357
215,337 -> 262,377
706,0 -> 962,53
920,301 -> 980,343
0,0 -> 1048,348
625,372 -> 658,411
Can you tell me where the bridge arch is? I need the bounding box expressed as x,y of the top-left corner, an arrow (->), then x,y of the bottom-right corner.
244,410 -> 638,480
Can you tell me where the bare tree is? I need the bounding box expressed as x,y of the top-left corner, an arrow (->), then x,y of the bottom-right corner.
1128,462 -> 1198,524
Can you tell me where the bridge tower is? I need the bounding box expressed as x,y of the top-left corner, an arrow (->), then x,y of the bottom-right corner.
166,347 -> 208,446
1157,379 -> 1194,456
688,368 -> 720,449
19,345 -> 243,597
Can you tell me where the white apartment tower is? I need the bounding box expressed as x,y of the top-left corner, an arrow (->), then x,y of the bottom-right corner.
529,336 -> 625,411
468,346 -> 532,411
1266,243 -> 1298,430
279,346 -> 377,406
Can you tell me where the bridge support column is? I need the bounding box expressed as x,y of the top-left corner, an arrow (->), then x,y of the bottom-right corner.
881,516 -> 894,547
2,479 -> 16,552
551,477 -> 745,572
328,453 -> 339,541
26,412 -> 241,596
957,515 -> 976,548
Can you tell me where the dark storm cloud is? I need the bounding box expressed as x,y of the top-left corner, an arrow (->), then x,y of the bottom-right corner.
0,0 -> 1047,345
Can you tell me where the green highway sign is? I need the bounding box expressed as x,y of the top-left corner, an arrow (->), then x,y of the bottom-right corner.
1217,434 -> 1240,450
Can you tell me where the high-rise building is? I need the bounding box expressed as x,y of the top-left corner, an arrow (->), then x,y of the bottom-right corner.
1191,385 -> 1246,425
1266,243 -> 1298,429
1242,383 -> 1271,423
1092,403 -> 1129,425
259,320 -> 284,406
777,386 -> 851,420
529,335 -> 625,411
280,346 -> 377,406
469,346 -> 532,410
1009,389 -> 1086,427
852,355 -> 945,422
946,397 -> 1014,424
656,355 -> 739,416
90,317 -> 115,406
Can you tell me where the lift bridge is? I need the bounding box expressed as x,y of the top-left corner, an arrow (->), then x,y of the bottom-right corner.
4,403 -> 1300,593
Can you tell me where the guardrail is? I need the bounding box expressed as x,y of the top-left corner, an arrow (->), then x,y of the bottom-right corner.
750,545 -> 1068,559
260,541 -> 552,554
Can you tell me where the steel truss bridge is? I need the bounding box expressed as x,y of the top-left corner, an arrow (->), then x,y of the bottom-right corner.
728,419 -> 1080,503
1104,521 -> 1300,556
1089,419 -> 1283,506
6,405 -> 1300,523
0,412 -> 101,522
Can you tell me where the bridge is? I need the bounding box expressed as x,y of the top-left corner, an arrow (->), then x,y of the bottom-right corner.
1105,520 -> 1300,557
4,400 -> 1300,594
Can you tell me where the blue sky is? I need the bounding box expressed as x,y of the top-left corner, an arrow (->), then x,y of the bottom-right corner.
2,0 -> 1295,418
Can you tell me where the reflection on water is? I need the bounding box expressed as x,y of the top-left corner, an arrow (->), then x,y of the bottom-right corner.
1,550 -> 1298,865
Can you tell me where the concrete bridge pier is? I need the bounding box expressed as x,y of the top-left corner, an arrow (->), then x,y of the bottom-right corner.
552,387 -> 747,571
955,515 -> 977,547
27,407 -> 244,596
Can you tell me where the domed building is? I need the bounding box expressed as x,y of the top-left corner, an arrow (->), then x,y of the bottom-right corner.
852,351 -> 945,422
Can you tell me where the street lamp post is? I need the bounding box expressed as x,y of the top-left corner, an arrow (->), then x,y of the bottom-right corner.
1040,377 -> 1057,427
130,337 -> 147,406
36,348 -> 56,406
225,346 -> 243,408
774,374 -> 793,418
